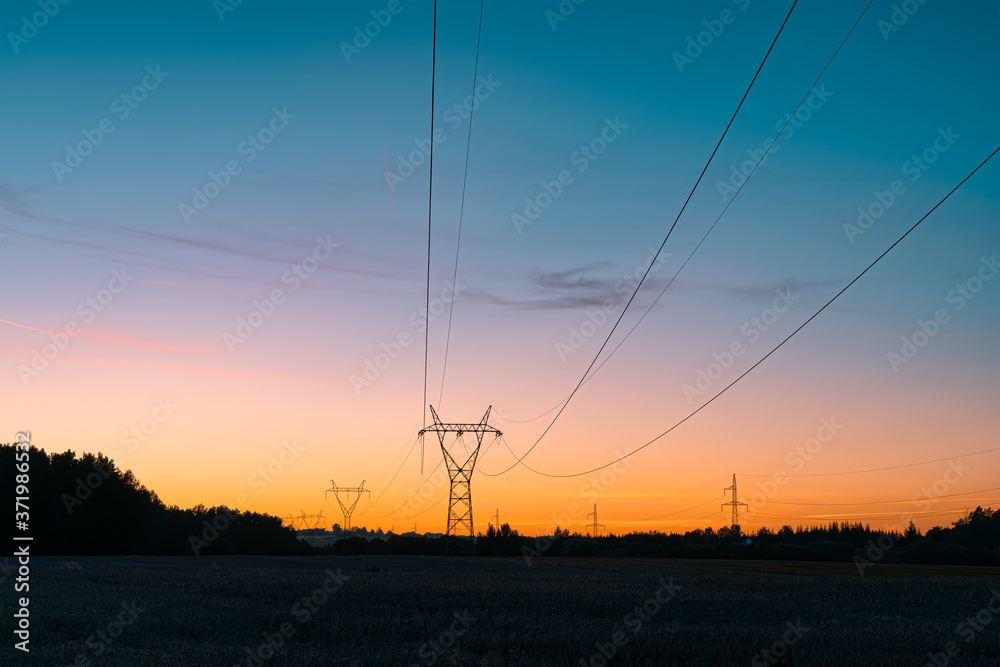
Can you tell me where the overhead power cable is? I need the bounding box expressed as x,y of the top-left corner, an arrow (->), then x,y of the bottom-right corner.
738,446 -> 1000,478
754,507 -> 976,521
421,0 -> 438,473
483,0 -> 801,475
501,0 -> 874,427
493,146 -> 999,479
757,486 -> 1000,506
439,0 -> 486,409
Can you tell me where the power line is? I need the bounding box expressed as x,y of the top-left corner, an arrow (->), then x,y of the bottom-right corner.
758,487 -> 1000,506
359,456 -> 444,521
556,0 -> 875,410
360,427 -> 504,522
357,432 -> 421,518
635,496 -> 723,522
738,446 -> 1000,478
421,0 -> 438,474
439,0 -> 485,409
661,508 -> 727,532
494,0 -> 874,429
754,507 -> 976,521
403,494 -> 446,521
368,426 -> 421,488
499,146 -> 999,479
599,476 -> 728,506
482,0 -> 800,476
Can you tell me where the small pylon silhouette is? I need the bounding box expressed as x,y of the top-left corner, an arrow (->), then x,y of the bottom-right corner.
721,473 -> 748,535
587,503 -> 605,537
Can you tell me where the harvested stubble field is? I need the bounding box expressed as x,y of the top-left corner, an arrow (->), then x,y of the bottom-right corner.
7,555 -> 999,666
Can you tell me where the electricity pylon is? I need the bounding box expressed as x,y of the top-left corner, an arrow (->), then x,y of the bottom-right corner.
418,405 -> 501,556
491,509 -> 500,531
587,503 -> 605,537
722,473 -> 748,535
295,510 -> 325,530
326,480 -> 370,531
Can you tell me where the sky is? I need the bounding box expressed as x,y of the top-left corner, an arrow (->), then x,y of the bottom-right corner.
1,0 -> 998,536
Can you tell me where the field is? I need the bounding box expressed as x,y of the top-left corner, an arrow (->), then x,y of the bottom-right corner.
6,555 -> 999,666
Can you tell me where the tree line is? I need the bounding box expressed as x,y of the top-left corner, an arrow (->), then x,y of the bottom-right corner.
2,444 -> 995,565
1,445 -> 304,556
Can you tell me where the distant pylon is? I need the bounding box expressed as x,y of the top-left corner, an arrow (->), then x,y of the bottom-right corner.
418,405 -> 502,555
491,509 -> 500,531
721,473 -> 748,533
295,510 -> 325,530
587,503 -> 605,537
326,480 -> 370,531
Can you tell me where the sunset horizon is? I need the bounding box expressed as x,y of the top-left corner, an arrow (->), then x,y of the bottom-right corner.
3,0 -> 998,539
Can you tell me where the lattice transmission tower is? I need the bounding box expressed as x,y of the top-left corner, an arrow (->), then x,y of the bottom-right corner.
587,503 -> 605,537
418,405 -> 501,555
721,473 -> 748,536
325,480 -> 370,531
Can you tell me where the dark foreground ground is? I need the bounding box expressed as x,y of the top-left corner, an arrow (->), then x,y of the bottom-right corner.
3,555 -> 998,666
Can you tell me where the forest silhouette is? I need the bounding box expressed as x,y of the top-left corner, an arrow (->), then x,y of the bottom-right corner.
2,444 -> 996,565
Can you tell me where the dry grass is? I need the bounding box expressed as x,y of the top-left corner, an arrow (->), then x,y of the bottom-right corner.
7,556 -> 999,666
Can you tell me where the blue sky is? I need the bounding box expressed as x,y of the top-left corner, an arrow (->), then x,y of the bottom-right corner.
1,0 -> 997,531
